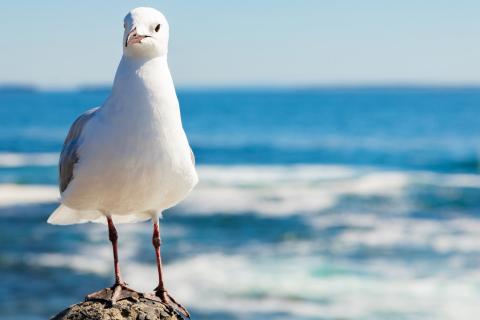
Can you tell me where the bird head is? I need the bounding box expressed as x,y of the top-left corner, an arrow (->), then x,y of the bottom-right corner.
123,7 -> 170,59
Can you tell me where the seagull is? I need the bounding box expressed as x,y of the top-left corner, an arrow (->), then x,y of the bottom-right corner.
47,7 -> 198,317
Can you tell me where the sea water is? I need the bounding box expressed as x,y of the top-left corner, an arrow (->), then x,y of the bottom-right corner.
0,87 -> 480,319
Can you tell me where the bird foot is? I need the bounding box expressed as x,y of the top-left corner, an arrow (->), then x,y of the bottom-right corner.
144,288 -> 191,318
85,282 -> 140,305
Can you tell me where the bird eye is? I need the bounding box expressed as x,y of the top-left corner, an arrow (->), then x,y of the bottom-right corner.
123,22 -> 126,29
155,24 -> 161,32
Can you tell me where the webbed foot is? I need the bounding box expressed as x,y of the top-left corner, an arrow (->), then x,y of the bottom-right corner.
86,282 -> 140,305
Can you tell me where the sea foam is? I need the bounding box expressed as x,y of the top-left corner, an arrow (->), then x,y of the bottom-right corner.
0,152 -> 58,167
2,164 -> 480,217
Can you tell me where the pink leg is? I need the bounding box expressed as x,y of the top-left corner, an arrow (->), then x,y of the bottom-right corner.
152,221 -> 166,294
107,216 -> 123,284
152,221 -> 190,318
85,216 -> 138,303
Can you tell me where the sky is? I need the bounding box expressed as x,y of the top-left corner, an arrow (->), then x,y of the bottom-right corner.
1,0 -> 480,88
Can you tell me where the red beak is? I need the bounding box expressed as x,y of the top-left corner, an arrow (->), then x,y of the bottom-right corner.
125,28 -> 149,47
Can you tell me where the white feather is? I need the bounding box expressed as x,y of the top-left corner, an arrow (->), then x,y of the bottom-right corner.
48,8 -> 198,225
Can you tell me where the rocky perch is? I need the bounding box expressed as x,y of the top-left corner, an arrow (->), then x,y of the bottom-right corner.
51,298 -> 183,320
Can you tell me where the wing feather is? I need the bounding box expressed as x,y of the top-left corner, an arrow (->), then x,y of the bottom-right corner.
59,107 -> 98,193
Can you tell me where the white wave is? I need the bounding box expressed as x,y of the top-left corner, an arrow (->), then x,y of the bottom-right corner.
180,165 -> 409,216
183,166 -> 480,216
197,164 -> 356,184
21,204 -> 480,320
29,251 -> 111,275
0,152 -> 58,167
417,172 -> 480,188
27,246 -> 480,319
12,164 -> 480,319
310,211 -> 480,255
0,165 -> 364,214
2,164 -> 480,216
0,184 -> 58,207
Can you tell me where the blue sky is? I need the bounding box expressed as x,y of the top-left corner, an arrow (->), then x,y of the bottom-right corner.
1,1 -> 480,88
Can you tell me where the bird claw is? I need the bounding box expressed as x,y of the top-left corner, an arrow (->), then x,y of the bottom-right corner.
143,288 -> 190,318
85,282 -> 140,305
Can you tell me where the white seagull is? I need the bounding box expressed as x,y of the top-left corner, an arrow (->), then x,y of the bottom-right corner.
47,7 -> 198,317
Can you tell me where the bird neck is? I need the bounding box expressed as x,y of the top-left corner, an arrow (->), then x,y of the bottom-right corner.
108,55 -> 179,113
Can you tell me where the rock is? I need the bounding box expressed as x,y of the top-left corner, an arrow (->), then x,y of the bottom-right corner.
50,298 -> 183,320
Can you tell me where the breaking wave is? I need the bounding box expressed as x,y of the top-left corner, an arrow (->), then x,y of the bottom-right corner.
0,152 -> 58,167
2,164 -> 480,216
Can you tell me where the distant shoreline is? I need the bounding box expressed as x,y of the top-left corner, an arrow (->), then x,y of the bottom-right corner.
3,83 -> 480,94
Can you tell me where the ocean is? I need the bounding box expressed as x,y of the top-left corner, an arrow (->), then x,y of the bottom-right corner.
1,87 -> 480,319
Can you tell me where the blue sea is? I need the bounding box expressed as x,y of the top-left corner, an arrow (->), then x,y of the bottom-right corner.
1,87 -> 480,320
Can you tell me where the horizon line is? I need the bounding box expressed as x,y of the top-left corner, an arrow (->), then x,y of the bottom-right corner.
3,82 -> 480,92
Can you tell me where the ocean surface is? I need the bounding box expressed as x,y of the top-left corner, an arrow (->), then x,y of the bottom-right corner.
1,87 -> 480,320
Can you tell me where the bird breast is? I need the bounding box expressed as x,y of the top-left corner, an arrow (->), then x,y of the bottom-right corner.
62,103 -> 198,214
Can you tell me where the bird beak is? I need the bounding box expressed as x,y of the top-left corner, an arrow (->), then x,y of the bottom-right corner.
125,27 -> 149,47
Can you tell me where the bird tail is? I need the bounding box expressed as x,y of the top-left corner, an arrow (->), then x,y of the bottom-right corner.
47,205 -> 154,225
47,205 -> 102,225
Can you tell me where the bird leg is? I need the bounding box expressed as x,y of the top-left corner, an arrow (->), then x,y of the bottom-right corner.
102,215 -> 122,284
86,216 -> 139,304
150,221 -> 191,318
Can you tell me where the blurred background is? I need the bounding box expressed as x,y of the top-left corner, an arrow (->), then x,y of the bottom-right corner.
1,1 -> 480,319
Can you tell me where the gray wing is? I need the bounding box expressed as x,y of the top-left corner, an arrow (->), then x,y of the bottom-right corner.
59,107 -> 99,193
